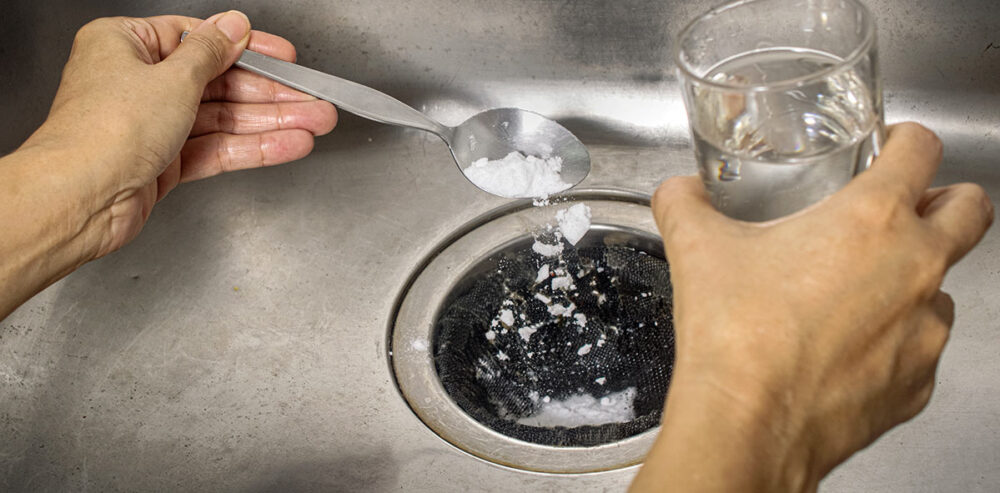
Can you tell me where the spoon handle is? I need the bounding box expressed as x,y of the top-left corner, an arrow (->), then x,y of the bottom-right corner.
181,33 -> 450,138
236,50 -> 451,137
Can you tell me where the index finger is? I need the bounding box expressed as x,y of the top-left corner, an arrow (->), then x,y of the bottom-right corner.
853,122 -> 944,205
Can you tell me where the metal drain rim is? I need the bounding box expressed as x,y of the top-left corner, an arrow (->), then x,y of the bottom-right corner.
390,197 -> 665,474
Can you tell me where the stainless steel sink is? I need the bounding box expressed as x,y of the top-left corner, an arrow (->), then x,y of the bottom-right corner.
1,0 -> 998,491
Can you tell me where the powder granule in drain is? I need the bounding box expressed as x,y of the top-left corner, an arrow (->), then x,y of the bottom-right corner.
547,302 -> 576,317
518,326 -> 538,342
532,238 -> 564,257
516,387 -> 637,428
551,275 -> 574,291
499,309 -> 515,327
463,151 -> 572,199
534,264 -> 550,283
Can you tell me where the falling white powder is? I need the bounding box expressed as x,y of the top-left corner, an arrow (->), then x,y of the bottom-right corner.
573,313 -> 588,327
410,339 -> 429,351
535,264 -> 550,283
516,387 -> 637,428
534,293 -> 552,304
463,151 -> 572,199
499,309 -> 515,327
577,343 -> 592,356
555,204 -> 592,246
595,377 -> 606,385
497,351 -> 509,361
485,330 -> 496,341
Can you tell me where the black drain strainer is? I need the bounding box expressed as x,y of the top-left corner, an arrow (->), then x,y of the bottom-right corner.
433,230 -> 675,447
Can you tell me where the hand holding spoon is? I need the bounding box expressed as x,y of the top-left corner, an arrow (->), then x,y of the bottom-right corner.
184,33 -> 591,198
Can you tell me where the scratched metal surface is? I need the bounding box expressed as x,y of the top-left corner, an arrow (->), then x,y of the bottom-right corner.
1,0 -> 998,491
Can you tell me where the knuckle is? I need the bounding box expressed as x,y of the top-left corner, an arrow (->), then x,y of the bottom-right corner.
925,323 -> 951,358
900,378 -> 937,422
214,135 -> 233,174
254,134 -> 268,168
319,103 -> 339,135
218,103 -> 236,133
652,180 -> 683,227
896,122 -> 940,146
75,17 -> 112,40
956,182 -> 994,226
913,383 -> 935,414
901,122 -> 943,158
652,177 -> 685,211
74,17 -> 131,45
848,184 -> 907,228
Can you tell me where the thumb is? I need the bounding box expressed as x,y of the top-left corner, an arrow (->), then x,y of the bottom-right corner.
166,11 -> 250,87
652,175 -> 726,244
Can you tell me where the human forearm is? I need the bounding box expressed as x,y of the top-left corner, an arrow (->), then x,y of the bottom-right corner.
0,140 -> 108,319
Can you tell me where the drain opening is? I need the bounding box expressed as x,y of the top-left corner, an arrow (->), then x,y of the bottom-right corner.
433,226 -> 675,447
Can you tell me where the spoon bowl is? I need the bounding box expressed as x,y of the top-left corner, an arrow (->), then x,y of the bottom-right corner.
448,108 -> 591,194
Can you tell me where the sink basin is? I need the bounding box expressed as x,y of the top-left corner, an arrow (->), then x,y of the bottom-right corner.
1,0 -> 998,491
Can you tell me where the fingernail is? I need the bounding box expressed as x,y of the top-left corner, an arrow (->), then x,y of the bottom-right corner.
213,10 -> 250,42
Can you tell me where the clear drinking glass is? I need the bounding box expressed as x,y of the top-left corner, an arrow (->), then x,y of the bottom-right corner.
675,0 -> 884,221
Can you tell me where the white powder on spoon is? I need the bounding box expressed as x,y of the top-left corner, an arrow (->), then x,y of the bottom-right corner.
463,151 -> 572,199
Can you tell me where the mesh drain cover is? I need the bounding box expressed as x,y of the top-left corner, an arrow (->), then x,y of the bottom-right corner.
391,197 -> 674,473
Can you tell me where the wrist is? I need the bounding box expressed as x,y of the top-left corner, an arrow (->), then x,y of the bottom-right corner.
0,140 -> 109,313
633,359 -> 818,493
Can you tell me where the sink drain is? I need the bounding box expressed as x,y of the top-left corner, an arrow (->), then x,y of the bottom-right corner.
390,195 -> 675,473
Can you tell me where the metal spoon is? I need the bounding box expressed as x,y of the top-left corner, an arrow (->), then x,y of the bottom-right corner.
197,37 -> 591,198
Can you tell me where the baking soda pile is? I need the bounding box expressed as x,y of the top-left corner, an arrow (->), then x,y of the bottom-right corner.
516,387 -> 637,427
463,151 -> 572,199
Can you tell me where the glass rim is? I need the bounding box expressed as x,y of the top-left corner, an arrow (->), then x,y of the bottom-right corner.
673,0 -> 877,93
